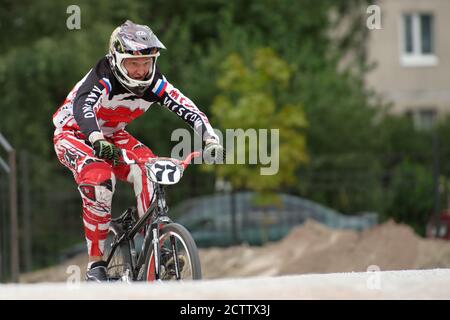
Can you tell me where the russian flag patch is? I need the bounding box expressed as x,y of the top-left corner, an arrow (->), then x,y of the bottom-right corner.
99,78 -> 112,95
152,78 -> 167,98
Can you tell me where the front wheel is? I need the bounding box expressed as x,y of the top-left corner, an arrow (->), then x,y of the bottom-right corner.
143,223 -> 202,282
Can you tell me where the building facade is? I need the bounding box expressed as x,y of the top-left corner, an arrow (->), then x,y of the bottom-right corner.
366,0 -> 450,129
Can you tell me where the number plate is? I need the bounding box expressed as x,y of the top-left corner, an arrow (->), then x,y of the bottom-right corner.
146,160 -> 182,185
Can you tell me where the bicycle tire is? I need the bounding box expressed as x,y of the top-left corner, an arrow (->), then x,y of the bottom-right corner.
142,223 -> 202,281
104,225 -> 133,281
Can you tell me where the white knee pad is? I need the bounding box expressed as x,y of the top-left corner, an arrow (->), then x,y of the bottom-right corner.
78,174 -> 116,217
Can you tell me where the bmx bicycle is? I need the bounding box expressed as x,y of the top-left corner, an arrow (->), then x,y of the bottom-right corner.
103,149 -> 202,282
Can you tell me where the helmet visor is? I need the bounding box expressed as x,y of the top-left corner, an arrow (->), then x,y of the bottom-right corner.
124,47 -> 160,56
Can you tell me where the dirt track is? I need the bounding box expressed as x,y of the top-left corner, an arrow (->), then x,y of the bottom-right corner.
12,219 -> 450,300
3,269 -> 450,299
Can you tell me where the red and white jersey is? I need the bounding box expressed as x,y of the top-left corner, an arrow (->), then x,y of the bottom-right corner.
53,56 -> 219,142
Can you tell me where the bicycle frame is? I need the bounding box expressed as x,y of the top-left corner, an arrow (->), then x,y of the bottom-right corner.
105,185 -> 164,280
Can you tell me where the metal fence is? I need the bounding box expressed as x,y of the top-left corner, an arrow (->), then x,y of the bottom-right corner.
174,192 -> 379,247
0,179 -> 138,282
0,169 -> 9,281
0,133 -> 19,282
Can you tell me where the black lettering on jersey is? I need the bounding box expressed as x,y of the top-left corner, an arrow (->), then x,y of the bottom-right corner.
91,85 -> 103,95
82,105 -> 95,118
177,107 -> 186,116
163,96 -> 173,108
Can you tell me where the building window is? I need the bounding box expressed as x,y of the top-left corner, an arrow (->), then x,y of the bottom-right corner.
407,108 -> 437,131
401,13 -> 438,67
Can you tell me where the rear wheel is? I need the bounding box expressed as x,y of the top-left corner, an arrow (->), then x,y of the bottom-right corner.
142,223 -> 202,282
104,227 -> 133,281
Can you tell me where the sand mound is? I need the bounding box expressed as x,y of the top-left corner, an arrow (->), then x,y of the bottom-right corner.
200,219 -> 450,278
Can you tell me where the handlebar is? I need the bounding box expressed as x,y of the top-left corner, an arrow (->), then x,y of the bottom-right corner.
180,151 -> 201,169
120,149 -> 201,169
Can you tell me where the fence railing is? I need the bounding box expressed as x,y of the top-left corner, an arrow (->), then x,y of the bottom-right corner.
0,133 -> 19,283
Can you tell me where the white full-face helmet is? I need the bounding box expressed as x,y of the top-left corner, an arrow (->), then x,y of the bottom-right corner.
108,20 -> 166,96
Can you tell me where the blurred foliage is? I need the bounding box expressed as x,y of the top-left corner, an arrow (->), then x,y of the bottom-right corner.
0,0 -> 448,273
207,48 -> 308,205
384,160 -> 434,236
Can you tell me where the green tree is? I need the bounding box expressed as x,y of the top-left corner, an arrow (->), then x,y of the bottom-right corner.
384,161 -> 434,236
207,47 -> 308,205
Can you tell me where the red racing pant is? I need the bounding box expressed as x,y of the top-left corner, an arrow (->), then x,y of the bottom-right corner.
53,129 -> 155,257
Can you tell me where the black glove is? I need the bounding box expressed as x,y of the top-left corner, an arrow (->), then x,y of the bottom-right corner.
203,141 -> 226,164
93,139 -> 119,166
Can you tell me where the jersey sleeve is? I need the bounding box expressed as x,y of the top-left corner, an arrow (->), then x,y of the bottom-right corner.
150,72 -> 219,143
73,67 -> 112,142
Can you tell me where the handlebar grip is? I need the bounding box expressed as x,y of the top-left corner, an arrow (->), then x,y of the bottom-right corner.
181,151 -> 201,169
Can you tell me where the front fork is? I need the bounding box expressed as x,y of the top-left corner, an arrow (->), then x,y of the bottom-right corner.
170,233 -> 181,280
151,186 -> 166,281
148,185 -> 181,281
150,222 -> 182,281
151,223 -> 162,280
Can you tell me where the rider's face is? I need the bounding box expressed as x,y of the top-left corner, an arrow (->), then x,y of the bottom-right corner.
122,57 -> 153,80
